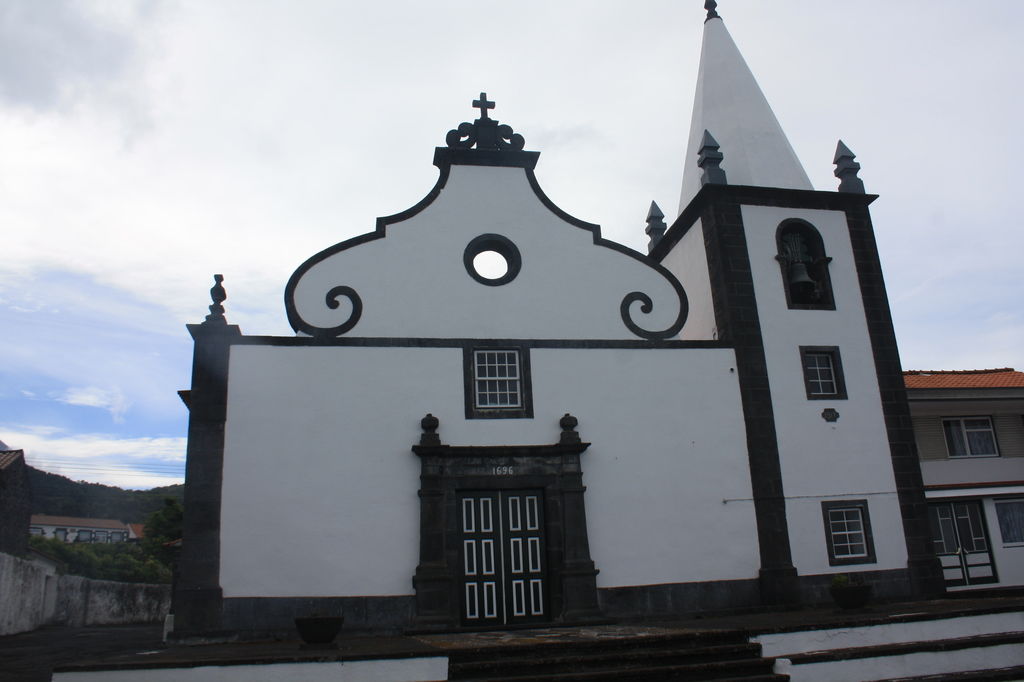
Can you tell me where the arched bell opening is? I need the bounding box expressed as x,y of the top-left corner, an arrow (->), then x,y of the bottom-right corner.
775,219 -> 835,309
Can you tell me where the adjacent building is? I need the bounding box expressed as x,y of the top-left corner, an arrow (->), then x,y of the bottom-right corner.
906,368 -> 1024,591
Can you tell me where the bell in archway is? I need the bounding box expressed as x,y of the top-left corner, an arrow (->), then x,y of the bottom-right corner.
789,262 -> 818,301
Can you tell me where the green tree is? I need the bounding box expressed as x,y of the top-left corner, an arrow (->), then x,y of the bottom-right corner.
142,498 -> 183,567
28,536 -> 171,583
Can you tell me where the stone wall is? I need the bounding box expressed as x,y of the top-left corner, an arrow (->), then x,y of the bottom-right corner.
0,551 -> 54,634
0,552 -> 171,635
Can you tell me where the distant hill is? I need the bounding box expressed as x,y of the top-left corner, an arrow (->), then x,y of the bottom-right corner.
28,466 -> 184,524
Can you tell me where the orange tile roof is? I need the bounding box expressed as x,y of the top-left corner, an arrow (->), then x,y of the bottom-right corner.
129,523 -> 145,539
30,515 -> 130,531
903,368 -> 1024,389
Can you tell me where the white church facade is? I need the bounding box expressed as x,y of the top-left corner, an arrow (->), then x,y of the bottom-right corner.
173,5 -> 942,638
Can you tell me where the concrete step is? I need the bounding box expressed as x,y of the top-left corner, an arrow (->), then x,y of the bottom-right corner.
459,658 -> 785,681
451,641 -> 763,676
449,628 -> 786,681
882,664 -> 1024,681
451,628 -> 751,662
777,631 -> 1024,682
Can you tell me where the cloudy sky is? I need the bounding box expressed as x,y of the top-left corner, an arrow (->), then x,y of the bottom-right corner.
1,1 -> 1021,489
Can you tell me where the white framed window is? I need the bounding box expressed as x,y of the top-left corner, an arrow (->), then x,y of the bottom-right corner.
995,499 -> 1024,545
474,350 -> 521,408
464,346 -> 532,419
943,417 -> 998,457
829,508 -> 866,557
800,347 -> 847,399
822,500 -> 875,565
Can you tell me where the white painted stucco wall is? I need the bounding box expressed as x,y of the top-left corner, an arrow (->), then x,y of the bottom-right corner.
219,344 -> 759,598
740,204 -> 907,575
660,220 -> 717,341
290,165 -> 683,341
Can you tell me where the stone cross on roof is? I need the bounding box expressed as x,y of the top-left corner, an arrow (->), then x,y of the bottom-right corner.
473,92 -> 495,120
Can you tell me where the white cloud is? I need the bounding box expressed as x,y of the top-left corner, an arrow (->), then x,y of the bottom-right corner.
56,386 -> 131,423
0,0 -> 144,110
1,423 -> 185,490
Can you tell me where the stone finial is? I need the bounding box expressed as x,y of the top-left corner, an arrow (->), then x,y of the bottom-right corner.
204,274 -> 227,325
446,92 -> 525,151
644,201 -> 667,253
705,1 -> 720,22
420,413 -> 441,446
559,413 -> 580,444
833,140 -> 865,193
697,130 -> 727,186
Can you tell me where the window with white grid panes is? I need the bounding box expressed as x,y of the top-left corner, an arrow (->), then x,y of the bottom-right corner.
475,350 -> 520,408
829,508 -> 866,558
464,346 -> 532,419
805,353 -> 836,394
800,346 -> 847,400
821,500 -> 875,565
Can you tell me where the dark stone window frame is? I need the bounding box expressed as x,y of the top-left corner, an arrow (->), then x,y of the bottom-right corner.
775,219 -> 835,310
799,346 -> 848,400
822,499 -> 876,566
464,344 -> 533,419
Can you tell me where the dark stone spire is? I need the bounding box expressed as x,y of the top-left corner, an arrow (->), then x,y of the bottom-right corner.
645,201 -> 667,254
705,0 -> 720,22
204,274 -> 227,325
697,130 -> 727,186
833,140 -> 865,193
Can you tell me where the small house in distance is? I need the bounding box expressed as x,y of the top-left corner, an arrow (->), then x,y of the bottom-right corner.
29,515 -> 133,544
174,6 -> 944,639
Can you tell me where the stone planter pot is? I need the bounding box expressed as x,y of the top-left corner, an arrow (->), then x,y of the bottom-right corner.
830,584 -> 872,610
294,616 -> 344,645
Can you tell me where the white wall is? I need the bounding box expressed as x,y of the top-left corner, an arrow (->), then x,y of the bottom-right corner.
740,204 -> 907,575
219,344 -> 760,598
660,219 -> 717,341
290,165 -> 684,341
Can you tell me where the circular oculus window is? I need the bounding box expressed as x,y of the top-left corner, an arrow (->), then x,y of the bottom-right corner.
463,234 -> 521,286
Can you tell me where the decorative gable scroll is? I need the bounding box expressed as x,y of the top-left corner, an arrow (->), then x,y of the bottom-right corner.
285,96 -> 688,341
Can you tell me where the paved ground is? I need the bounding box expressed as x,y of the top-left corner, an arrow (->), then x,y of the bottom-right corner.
2,595 -> 1022,681
0,624 -> 164,682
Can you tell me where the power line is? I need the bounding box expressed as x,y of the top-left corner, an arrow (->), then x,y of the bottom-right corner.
28,462 -> 184,478
29,458 -> 183,470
